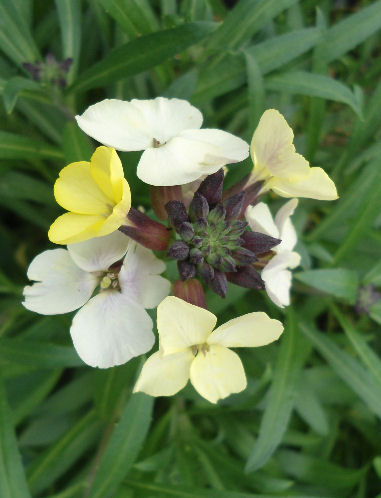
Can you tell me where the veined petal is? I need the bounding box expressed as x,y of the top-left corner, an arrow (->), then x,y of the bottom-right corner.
270,167 -> 338,200
90,146 -> 124,203
245,203 -> 279,239
274,199 -> 298,252
262,251 -> 301,308
68,231 -> 130,272
133,350 -> 193,397
54,162 -> 110,214
158,296 -> 216,356
208,312 -> 283,348
190,345 -> 246,403
70,291 -> 154,368
48,212 -> 104,245
23,249 -> 97,315
93,179 -> 131,237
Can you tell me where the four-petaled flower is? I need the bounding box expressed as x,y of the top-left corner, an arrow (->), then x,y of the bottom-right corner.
75,97 -> 249,186
134,296 -> 283,403
246,199 -> 301,307
23,232 -> 170,368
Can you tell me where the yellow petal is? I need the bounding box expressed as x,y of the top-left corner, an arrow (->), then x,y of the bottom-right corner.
90,146 -> 124,203
157,296 -> 217,356
190,344 -> 246,403
48,212 -> 104,245
95,179 -> 131,237
54,162 -> 111,214
133,350 -> 193,397
270,167 -> 338,200
208,312 -> 283,348
251,109 -> 309,178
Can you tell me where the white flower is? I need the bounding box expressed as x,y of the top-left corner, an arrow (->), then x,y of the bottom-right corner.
22,232 -> 170,368
75,97 -> 249,186
245,199 -> 301,308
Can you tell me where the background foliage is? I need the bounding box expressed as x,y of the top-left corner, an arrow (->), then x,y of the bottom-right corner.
1,0 -> 381,496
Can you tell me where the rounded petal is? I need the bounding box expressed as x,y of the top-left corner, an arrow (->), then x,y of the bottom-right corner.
75,97 -> 203,151
245,202 -> 279,238
262,251 -> 301,308
119,243 -> 170,309
68,231 -> 130,272
208,312 -> 283,348
90,146 -> 124,203
48,212 -> 104,245
274,199 -> 298,252
270,167 -> 338,200
133,350 -> 193,397
190,345 -> 246,403
54,162 -> 111,214
70,291 -> 154,368
22,249 -> 97,315
157,296 -> 217,356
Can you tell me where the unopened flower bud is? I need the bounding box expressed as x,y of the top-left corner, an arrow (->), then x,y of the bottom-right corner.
120,208 -> 171,251
210,271 -> 228,298
218,255 -> 237,273
208,203 -> 226,224
232,247 -> 257,265
224,192 -> 244,221
178,260 -> 196,281
226,266 -> 264,290
189,193 -> 209,221
168,241 -> 190,260
165,200 -> 189,230
178,222 -> 195,242
151,185 -> 182,220
196,169 -> 224,206
198,262 -> 214,283
241,231 -> 280,254
189,248 -> 204,265
173,279 -> 207,309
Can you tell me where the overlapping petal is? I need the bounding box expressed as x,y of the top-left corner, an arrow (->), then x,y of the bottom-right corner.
262,251 -> 301,308
270,167 -> 338,200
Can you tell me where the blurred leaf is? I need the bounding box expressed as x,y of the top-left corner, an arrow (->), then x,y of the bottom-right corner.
2,77 -> 41,114
97,0 -> 158,37
62,121 -> 92,162
0,171 -> 54,204
0,132 -> 63,160
0,381 -> 31,498
295,378 -> 329,436
295,269 -> 359,304
55,0 -> 81,80
69,22 -> 217,93
245,50 -> 264,131
364,260 -> 381,286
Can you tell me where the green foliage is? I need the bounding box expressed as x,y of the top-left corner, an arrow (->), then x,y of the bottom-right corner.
0,1 -> 380,497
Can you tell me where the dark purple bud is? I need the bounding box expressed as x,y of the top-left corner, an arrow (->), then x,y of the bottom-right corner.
23,62 -> 41,81
173,279 -> 207,309
241,231 -> 280,255
120,208 -> 171,251
165,200 -> 188,230
189,193 -> 209,221
60,57 -> 73,72
210,271 -> 228,298
196,169 -> 224,206
168,241 -> 190,260
229,220 -> 248,236
178,222 -> 194,242
194,218 -> 207,233
208,203 -> 226,223
227,266 -> 264,290
198,262 -> 214,283
233,247 -> 257,265
151,185 -> 182,220
222,173 -> 251,200
224,192 -> 244,221
189,248 -> 204,265
192,236 -> 203,248
178,261 -> 196,281
219,255 -> 237,273
45,53 -> 56,65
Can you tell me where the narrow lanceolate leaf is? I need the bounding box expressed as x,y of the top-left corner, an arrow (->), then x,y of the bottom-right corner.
0,381 -> 31,498
62,122 -> 93,163
0,132 -> 63,160
244,50 -> 264,131
294,268 -> 359,304
265,71 -> 363,117
87,394 -> 153,498
300,322 -> 381,419
55,0 -> 81,80
2,77 -> 41,114
68,22 -> 217,93
245,309 -> 304,472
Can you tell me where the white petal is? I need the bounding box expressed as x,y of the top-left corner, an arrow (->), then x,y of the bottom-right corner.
67,231 -> 130,272
133,350 -> 193,397
75,97 -> 203,151
119,243 -> 170,309
274,199 -> 298,252
70,291 -> 154,368
270,167 -> 338,200
245,202 -> 279,238
190,345 -> 246,403
208,312 -> 283,348
23,249 -> 97,315
262,251 -> 301,308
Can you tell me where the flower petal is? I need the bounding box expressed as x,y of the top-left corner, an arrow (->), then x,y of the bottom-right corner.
274,199 -> 298,252
245,202 -> 279,239
208,312 -> 283,348
133,350 -> 193,397
48,212 -> 104,245
90,146 -> 124,203
23,249 -> 97,314
270,167 -> 338,200
68,231 -> 130,272
262,251 -> 301,308
70,291 -> 154,368
190,345 -> 246,403
54,161 -> 111,214
158,296 -> 217,356
75,97 -> 203,151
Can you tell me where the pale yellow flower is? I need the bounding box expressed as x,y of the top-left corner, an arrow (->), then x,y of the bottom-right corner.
134,296 -> 283,403
48,146 -> 131,244
250,109 -> 338,200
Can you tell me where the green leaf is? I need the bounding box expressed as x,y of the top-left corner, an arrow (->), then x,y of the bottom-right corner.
2,77 -> 41,114
245,309 -> 305,472
0,132 -> 63,160
87,393 -> 153,498
0,172 -> 54,205
295,378 -> 329,436
265,71 -> 363,117
244,50 -> 264,131
0,381 -> 31,498
300,322 -> 381,419
294,268 -> 359,304
364,259 -> 381,286
55,0 -> 81,80
69,22 -> 217,93
62,122 -> 92,163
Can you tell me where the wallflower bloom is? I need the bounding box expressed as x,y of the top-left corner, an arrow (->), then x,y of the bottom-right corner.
246,199 -> 301,307
134,296 -> 283,403
23,232 -> 170,368
75,97 -> 249,186
250,109 -> 338,200
48,146 -> 131,244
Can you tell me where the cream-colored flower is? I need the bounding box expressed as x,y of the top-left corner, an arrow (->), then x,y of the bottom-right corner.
134,296 -> 283,403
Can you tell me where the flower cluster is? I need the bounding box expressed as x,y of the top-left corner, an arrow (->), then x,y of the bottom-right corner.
22,97 -> 337,403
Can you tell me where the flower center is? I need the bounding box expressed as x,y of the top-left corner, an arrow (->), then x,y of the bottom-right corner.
152,138 -> 166,148
100,272 -> 120,291
191,343 -> 210,356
